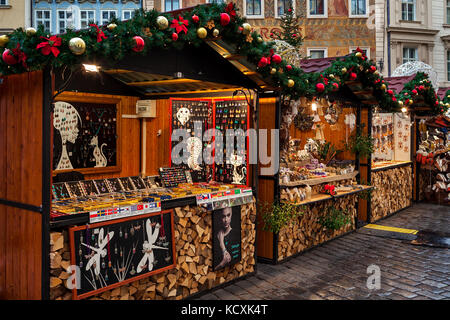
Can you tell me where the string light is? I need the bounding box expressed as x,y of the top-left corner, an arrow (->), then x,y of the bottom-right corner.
311,101 -> 317,111
83,64 -> 100,72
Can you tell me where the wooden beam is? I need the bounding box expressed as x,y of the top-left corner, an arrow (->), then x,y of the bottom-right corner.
126,78 -> 203,86
102,69 -> 133,74
144,87 -> 241,96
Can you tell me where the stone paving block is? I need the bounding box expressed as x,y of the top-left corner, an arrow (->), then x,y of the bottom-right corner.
213,289 -> 241,300
391,289 -> 417,299
415,290 -> 444,300
421,279 -> 448,289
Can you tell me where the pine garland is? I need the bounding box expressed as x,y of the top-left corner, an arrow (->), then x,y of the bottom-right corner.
0,3 -> 446,115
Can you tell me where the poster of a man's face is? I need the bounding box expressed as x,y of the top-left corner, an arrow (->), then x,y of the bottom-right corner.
212,206 -> 241,271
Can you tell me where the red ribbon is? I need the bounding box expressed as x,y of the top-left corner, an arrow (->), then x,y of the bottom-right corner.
36,35 -> 62,57
90,23 -> 107,42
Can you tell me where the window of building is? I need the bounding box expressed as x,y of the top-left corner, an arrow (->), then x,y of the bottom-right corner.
164,0 -> 181,12
57,10 -> 75,34
402,0 -> 415,21
308,0 -> 327,18
245,0 -> 263,17
122,10 -> 135,21
403,47 -> 418,64
35,10 -> 51,33
349,0 -> 368,17
307,48 -> 327,59
80,10 -> 95,29
349,46 -> 370,59
101,10 -> 117,24
0,0 -> 9,6
276,0 -> 295,17
207,0 -> 224,3
447,0 -> 450,24
447,51 -> 450,81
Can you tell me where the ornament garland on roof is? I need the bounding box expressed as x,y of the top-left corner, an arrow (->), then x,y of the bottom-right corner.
0,3 -> 445,115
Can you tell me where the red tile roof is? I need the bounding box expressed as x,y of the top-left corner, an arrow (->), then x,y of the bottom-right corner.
299,56 -> 342,73
384,74 -> 416,93
437,87 -> 450,99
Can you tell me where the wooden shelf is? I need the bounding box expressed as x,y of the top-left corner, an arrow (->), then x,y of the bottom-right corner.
371,161 -> 412,172
280,171 -> 358,187
281,185 -> 373,206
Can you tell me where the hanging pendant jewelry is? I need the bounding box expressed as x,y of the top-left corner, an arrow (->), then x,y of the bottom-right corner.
119,227 -> 122,238
102,260 -> 106,269
105,273 -> 109,281
124,232 -> 128,239
114,245 -> 118,255
108,260 -> 112,268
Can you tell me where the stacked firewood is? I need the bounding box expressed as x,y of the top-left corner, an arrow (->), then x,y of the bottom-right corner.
49,200 -> 256,300
371,166 -> 412,222
277,195 -> 358,261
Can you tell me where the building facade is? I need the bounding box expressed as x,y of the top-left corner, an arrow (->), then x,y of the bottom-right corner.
32,0 -> 142,34
143,1 -> 376,64
0,0 -> 32,33
376,0 -> 450,89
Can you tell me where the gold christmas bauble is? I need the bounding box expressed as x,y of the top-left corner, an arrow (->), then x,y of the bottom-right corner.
212,28 -> 219,37
197,27 -> 207,39
329,74 -> 335,79
69,37 -> 86,55
408,99 -> 413,105
381,84 -> 386,91
242,23 -> 252,35
25,27 -> 37,36
156,16 -> 169,30
0,35 -> 9,47
398,100 -> 404,106
287,79 -> 295,87
374,70 -> 380,76
341,67 -> 347,74
257,36 -> 263,43
355,52 -> 362,58
107,23 -> 117,31
270,68 -> 276,75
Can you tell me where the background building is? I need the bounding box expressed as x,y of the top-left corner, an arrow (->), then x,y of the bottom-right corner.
0,0 -> 32,33
32,0 -> 142,34
376,0 -> 450,90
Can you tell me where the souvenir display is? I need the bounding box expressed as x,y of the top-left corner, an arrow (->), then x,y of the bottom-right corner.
52,182 -> 71,199
371,112 -> 411,167
170,98 -> 250,186
171,99 -> 213,182
324,102 -> 341,125
214,100 -> 249,185
159,167 -> 188,188
53,101 -> 118,172
293,108 -> 314,131
69,210 -> 175,299
416,116 -> 450,203
66,181 -> 84,198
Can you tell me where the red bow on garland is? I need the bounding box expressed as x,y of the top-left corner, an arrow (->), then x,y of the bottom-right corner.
89,23 -> 107,42
225,2 -> 236,18
12,43 -> 27,68
171,16 -> 189,34
36,35 -> 62,57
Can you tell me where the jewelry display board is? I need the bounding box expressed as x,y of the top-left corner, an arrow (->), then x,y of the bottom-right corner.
170,98 -> 250,186
69,210 -> 176,300
159,167 -> 188,188
53,99 -> 120,173
170,99 -> 213,183
372,113 -> 394,161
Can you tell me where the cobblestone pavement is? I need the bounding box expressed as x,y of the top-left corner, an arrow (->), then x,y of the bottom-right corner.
196,203 -> 450,300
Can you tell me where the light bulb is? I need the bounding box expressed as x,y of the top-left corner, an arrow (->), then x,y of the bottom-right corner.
311,102 -> 317,111
401,107 -> 407,113
83,64 -> 100,72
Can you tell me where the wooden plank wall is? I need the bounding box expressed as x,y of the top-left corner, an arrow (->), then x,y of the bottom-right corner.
256,98 -> 277,260
0,71 -> 43,299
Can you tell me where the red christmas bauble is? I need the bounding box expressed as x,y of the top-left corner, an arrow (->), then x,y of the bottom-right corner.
316,83 -> 325,92
419,85 -> 425,91
332,83 -> 339,91
349,72 -> 357,81
220,13 -> 230,26
132,36 -> 145,52
387,89 -> 393,95
370,65 -> 376,73
172,32 -> 178,41
392,97 -> 397,102
258,57 -> 269,68
412,89 -> 418,95
192,14 -> 199,23
286,65 -> 292,71
271,54 -> 282,64
2,49 -> 17,65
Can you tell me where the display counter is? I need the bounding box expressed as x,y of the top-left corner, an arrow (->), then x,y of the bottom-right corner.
49,179 -> 256,300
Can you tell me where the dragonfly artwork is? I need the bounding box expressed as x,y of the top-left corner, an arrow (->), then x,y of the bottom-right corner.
81,228 -> 114,289
137,218 -> 169,273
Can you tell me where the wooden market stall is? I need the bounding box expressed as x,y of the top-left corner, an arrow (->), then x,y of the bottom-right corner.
0,4 -> 281,299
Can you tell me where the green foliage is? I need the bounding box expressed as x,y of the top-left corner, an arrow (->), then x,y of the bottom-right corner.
271,3 -> 303,49
259,201 -> 305,234
313,140 -> 343,164
344,124 -> 374,159
318,206 -> 351,231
